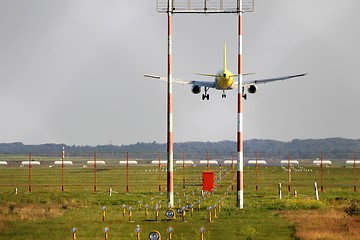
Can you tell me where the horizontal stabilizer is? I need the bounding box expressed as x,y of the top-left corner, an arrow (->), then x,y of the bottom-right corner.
230,73 -> 256,77
195,72 -> 255,78
195,73 -> 219,77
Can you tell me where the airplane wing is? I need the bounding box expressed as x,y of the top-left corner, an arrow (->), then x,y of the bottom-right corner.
240,73 -> 307,86
144,74 -> 216,88
144,74 -> 190,85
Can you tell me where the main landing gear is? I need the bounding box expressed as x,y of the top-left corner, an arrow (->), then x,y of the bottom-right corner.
202,87 -> 210,100
201,89 -> 246,100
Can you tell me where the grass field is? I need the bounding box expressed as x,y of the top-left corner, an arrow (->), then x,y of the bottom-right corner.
0,156 -> 360,239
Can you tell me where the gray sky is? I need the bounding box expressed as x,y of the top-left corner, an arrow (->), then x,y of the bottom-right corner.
0,0 -> 359,146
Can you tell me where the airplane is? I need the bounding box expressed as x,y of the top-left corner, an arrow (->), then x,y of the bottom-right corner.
144,43 -> 307,100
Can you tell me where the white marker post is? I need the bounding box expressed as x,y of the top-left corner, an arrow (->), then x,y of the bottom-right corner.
314,182 -> 319,200
278,182 -> 282,199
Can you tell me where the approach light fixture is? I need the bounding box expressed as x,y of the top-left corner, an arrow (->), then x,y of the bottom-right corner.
149,230 -> 161,240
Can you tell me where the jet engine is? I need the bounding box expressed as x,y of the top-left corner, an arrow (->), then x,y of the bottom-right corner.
247,85 -> 257,94
191,85 -> 201,94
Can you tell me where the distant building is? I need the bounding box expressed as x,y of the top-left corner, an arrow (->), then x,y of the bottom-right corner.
175,160 -> 194,165
119,160 -> 138,165
151,160 -> 167,165
199,160 -> 219,165
223,160 -> 237,165
313,160 -> 332,166
21,161 -> 41,165
87,160 -> 106,165
247,160 -> 267,165
54,161 -> 73,165
280,160 -> 299,165
345,160 -> 360,165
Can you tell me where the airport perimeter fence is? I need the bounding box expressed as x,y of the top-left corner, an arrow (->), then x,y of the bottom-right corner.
0,151 -> 359,195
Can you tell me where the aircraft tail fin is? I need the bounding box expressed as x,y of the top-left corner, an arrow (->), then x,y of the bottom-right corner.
223,42 -> 227,72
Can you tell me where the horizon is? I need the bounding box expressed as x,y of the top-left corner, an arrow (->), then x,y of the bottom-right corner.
1,136 -> 360,147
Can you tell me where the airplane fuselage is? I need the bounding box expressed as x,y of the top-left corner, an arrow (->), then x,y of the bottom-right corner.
215,70 -> 234,90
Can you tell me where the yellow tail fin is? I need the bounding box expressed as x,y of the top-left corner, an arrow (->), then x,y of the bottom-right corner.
223,42 -> 227,72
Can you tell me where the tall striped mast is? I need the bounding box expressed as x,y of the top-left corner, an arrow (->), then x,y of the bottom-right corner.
62,145 -> 65,192
237,1 -> 244,209
167,0 -> 174,207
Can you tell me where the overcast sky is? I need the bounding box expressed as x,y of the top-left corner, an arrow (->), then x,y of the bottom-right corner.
0,0 -> 359,146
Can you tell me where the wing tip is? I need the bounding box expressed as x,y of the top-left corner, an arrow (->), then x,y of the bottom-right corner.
292,73 -> 308,78
144,74 -> 160,79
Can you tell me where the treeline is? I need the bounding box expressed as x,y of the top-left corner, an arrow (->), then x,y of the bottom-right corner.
1,138 -> 360,160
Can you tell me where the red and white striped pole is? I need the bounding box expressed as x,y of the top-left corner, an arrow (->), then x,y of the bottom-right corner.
354,151 -> 357,192
167,0 -> 174,208
62,146 -> 65,192
28,153 -> 32,192
94,152 -> 97,192
237,3 -> 244,209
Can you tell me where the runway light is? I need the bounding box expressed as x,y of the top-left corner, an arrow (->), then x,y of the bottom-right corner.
104,227 -> 110,240
165,208 -> 175,220
181,206 -> 186,222
176,208 -> 183,216
135,225 -> 142,240
122,204 -> 126,217
185,203 -> 191,210
145,204 -> 149,216
213,204 -> 218,218
128,206 -> 133,222
207,206 -> 213,222
71,227 -> 77,240
199,227 -> 205,240
167,227 -> 173,240
186,203 -> 194,217
148,230 -> 161,240
195,200 -> 201,211
102,206 -> 106,222
155,205 -> 160,222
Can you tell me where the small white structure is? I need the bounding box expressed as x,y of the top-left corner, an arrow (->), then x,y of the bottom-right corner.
247,160 -> 267,165
21,161 -> 41,165
87,160 -> 106,165
313,160 -> 332,166
346,160 -> 360,165
175,160 -> 194,165
223,160 -> 236,165
151,160 -> 167,165
280,160 -> 299,165
119,160 -> 138,165
54,161 -> 73,165
0,161 -> 8,165
199,160 -> 219,165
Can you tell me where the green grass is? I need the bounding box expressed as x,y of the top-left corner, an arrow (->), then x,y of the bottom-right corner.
0,159 -> 359,239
